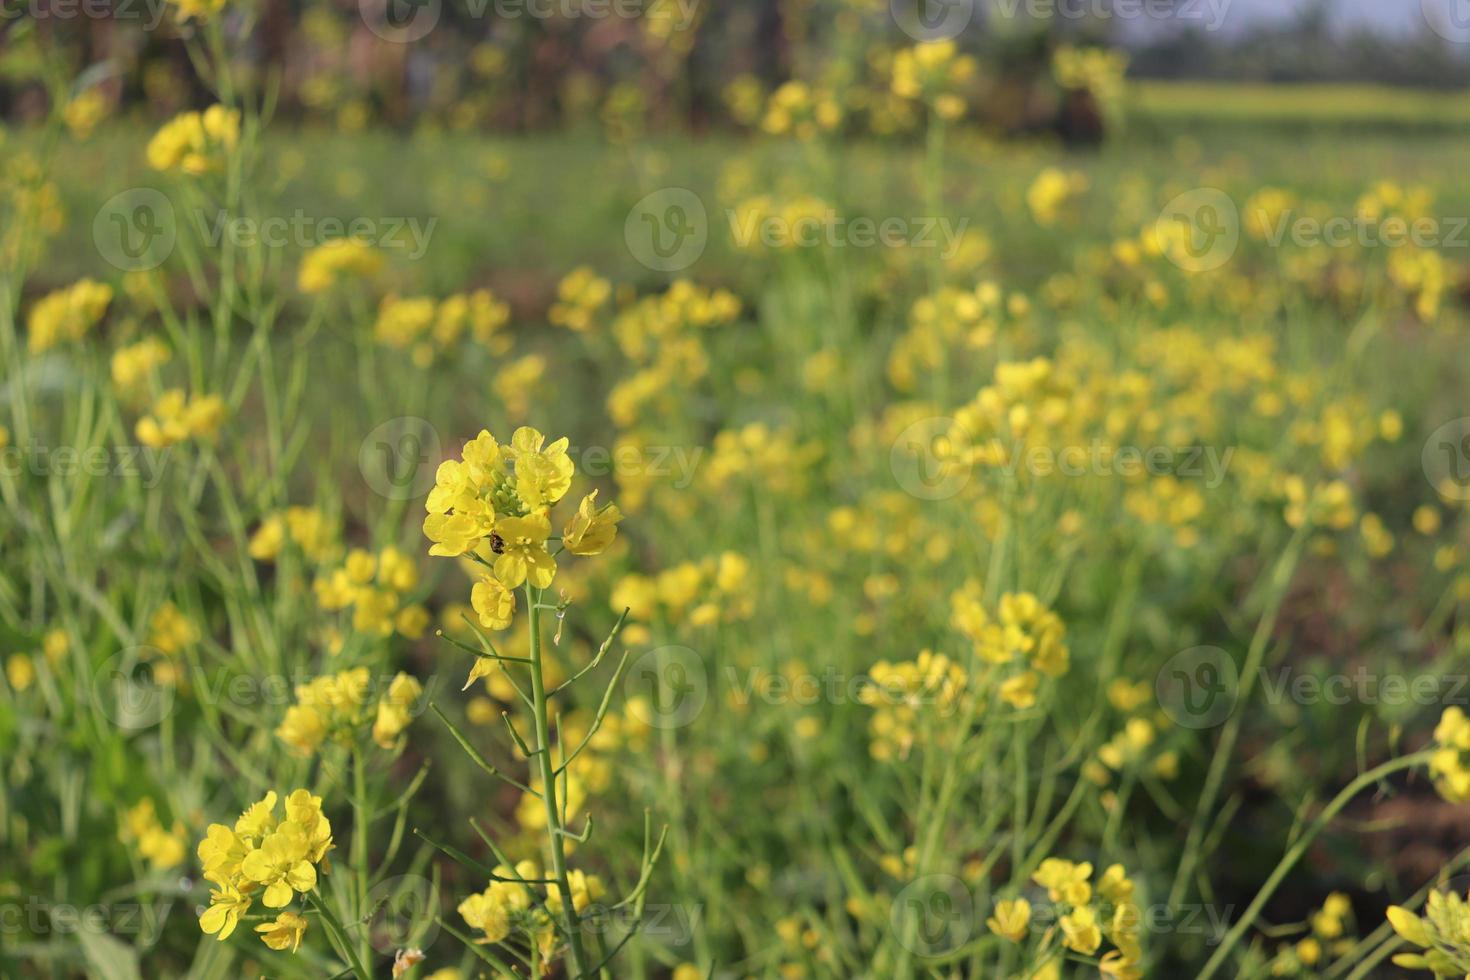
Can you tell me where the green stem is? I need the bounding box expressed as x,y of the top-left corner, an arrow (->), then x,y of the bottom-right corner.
1197,750 -> 1433,980
1169,525 -> 1307,908
307,890 -> 371,980
351,747 -> 372,971
527,581 -> 591,977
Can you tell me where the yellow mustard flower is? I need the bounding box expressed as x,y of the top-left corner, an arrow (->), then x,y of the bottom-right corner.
562,490 -> 623,556
986,898 -> 1030,942
372,672 -> 423,749
255,911 -> 308,952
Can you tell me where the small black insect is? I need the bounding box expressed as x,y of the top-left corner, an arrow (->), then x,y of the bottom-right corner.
489,532 -> 506,554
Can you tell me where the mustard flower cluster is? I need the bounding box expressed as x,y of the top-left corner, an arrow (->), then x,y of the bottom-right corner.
858,649 -> 966,761
423,427 -> 622,664
1082,680 -> 1180,790
147,106 -> 241,175
610,551 -> 754,635
314,545 -> 430,639
891,40 -> 976,120
1052,45 -> 1129,104
606,280 -> 741,426
1430,706 -> 1470,802
118,799 -> 186,871
1388,889 -> 1470,977
196,790 -> 333,952
297,239 -> 385,294
458,862 -> 606,958
248,506 -> 339,564
1268,892 -> 1357,976
548,266 -> 612,332
26,279 -> 113,353
990,860 -> 1142,977
951,585 -> 1070,709
110,337 -> 171,399
135,389 -> 227,448
373,289 -> 511,366
275,667 -> 423,757
761,81 -> 842,139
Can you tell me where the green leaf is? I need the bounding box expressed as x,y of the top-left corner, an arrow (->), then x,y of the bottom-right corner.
77,931 -> 142,980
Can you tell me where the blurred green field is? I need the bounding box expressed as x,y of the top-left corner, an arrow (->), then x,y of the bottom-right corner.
1130,81 -> 1470,131
10,66 -> 1470,978
27,115 -> 1470,295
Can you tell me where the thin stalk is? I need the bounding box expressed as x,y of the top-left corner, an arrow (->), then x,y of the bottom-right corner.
1197,751 -> 1433,980
352,748 -> 372,971
1169,525 -> 1307,908
527,582 -> 591,977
